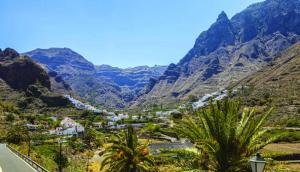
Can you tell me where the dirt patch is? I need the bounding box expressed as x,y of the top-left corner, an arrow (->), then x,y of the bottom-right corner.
264,143 -> 300,153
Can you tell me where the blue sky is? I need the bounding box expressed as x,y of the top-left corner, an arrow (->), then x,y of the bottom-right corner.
0,0 -> 263,68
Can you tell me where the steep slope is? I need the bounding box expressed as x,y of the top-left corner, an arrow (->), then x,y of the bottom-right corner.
26,48 -> 95,78
25,48 -> 166,108
95,65 -> 167,91
0,48 -> 71,112
136,0 -> 300,107
233,41 -> 300,124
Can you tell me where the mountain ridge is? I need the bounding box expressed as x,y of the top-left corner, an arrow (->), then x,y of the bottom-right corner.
135,0 -> 300,108
25,48 -> 167,108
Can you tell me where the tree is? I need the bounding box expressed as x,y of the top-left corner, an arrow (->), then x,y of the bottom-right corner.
53,151 -> 69,171
83,127 -> 97,148
175,99 -> 276,172
6,126 -> 29,144
5,113 -> 15,123
188,95 -> 198,102
170,110 -> 182,119
26,115 -> 36,124
100,126 -> 156,172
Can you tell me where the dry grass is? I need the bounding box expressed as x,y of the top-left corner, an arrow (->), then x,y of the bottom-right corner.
267,163 -> 300,172
264,143 -> 300,153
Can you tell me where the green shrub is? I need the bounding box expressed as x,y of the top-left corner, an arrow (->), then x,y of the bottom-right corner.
6,126 -> 28,144
268,130 -> 300,143
286,119 -> 300,127
143,123 -> 161,133
0,101 -> 19,114
5,113 -> 15,122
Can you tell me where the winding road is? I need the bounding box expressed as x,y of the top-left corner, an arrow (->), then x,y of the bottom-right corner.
0,144 -> 36,172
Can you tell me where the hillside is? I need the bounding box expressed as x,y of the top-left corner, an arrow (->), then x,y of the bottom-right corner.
0,48 -> 72,113
26,48 -> 166,108
135,0 -> 300,107
25,48 -> 95,78
232,41 -> 300,124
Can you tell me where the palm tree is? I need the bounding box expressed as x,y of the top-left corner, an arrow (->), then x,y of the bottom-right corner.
175,99 -> 276,172
100,126 -> 156,172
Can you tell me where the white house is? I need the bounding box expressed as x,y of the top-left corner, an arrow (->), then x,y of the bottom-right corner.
131,115 -> 139,120
93,122 -> 102,129
26,124 -> 40,130
155,111 -> 170,116
56,117 -> 85,136
106,113 -> 129,122
118,113 -> 129,120
60,117 -> 76,128
155,110 -> 179,116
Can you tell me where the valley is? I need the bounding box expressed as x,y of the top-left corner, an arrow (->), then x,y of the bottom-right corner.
25,48 -> 167,109
0,0 -> 300,171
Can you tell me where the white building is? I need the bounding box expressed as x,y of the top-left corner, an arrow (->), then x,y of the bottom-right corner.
192,90 -> 229,109
131,115 -> 139,120
155,111 -> 170,116
26,124 -> 40,130
156,110 -> 180,116
64,95 -> 102,113
93,122 -> 102,129
106,113 -> 129,122
56,117 -> 85,136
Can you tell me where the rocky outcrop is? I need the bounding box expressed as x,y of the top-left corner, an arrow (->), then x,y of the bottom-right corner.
0,48 -> 20,59
0,48 -> 70,108
179,11 -> 236,65
0,49 -> 50,90
136,0 -> 300,107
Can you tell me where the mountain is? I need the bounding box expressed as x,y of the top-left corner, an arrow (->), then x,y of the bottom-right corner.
0,48 -> 71,112
95,65 -> 167,91
25,48 -> 167,108
25,48 -> 95,78
232,41 -> 300,124
135,0 -> 300,107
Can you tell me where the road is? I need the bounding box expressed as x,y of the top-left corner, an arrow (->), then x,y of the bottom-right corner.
0,144 -> 36,172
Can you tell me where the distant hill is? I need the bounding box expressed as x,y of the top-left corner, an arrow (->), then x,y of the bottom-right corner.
25,48 -> 167,108
25,48 -> 95,78
135,0 -> 300,107
232,41 -> 300,125
0,48 -> 71,113
95,65 -> 167,91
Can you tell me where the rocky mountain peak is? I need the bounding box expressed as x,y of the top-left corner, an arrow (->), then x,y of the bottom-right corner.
217,11 -> 229,22
25,48 -> 95,77
136,0 -> 300,107
178,10 -> 236,66
0,48 -> 20,60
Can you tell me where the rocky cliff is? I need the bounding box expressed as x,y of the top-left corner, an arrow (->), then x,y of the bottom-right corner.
0,48 -> 70,110
135,0 -> 300,107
